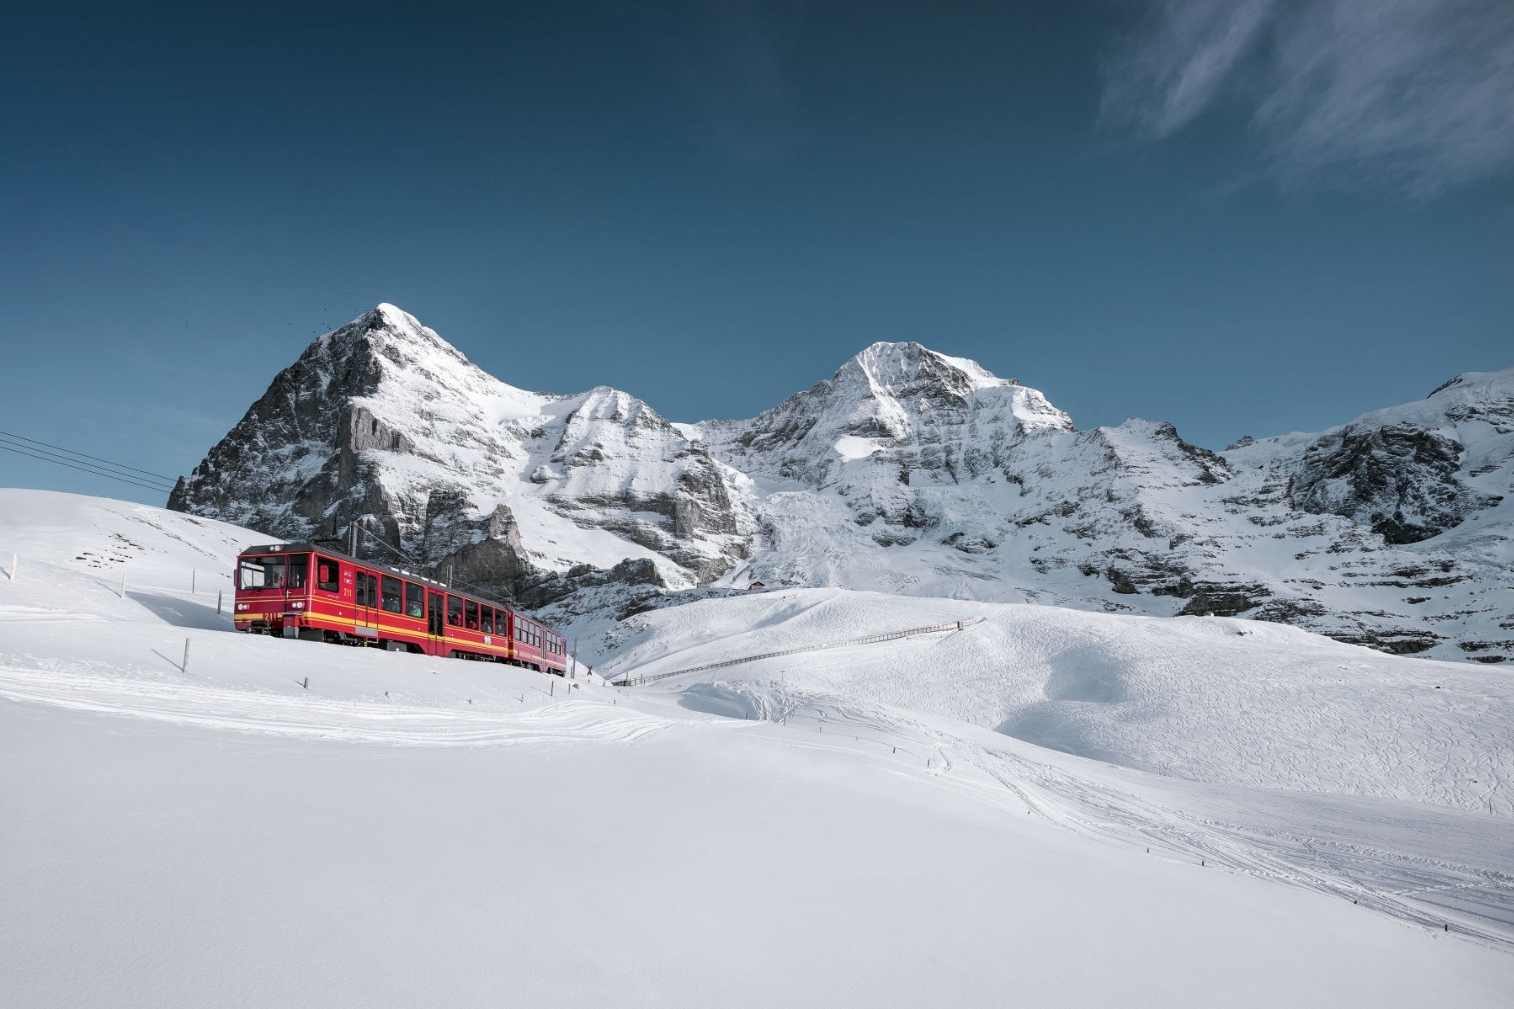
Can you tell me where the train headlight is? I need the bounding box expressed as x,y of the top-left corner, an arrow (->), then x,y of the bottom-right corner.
236,603 -> 249,612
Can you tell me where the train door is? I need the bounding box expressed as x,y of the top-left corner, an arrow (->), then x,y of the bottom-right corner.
354,568 -> 380,643
428,591 -> 445,655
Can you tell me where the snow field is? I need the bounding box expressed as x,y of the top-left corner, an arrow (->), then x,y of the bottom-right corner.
600,587 -> 1514,813
1,490 -> 1512,1005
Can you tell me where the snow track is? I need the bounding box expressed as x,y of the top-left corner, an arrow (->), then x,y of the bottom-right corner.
0,663 -> 667,747
672,676 -> 1514,949
957,741 -> 1514,949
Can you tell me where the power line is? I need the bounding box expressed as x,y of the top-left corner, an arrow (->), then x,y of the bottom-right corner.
0,429 -> 177,482
0,437 -> 178,496
0,436 -> 177,494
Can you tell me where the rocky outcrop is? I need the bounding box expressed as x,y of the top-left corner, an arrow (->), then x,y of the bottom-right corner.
1292,423 -> 1498,543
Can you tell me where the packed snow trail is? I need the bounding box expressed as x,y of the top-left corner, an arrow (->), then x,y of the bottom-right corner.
673,677 -> 1514,948
0,662 -> 666,747
612,616 -> 984,684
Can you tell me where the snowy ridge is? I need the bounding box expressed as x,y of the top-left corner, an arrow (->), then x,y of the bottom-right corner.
696,361 -> 1514,662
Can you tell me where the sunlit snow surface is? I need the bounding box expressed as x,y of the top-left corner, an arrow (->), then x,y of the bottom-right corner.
1,490 -> 1511,1007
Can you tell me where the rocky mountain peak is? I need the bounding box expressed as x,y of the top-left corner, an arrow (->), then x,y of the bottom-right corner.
171,306 -> 756,607
310,303 -> 479,384
837,342 -> 1069,429
690,341 -> 1074,488
844,341 -> 1004,397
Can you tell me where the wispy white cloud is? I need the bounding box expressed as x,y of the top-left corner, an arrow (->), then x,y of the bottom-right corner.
1102,0 -> 1514,195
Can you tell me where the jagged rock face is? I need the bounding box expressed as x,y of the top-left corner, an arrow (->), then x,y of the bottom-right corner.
170,305 -> 756,603
173,305 -> 1514,663
167,311 -> 392,537
1292,423 -> 1496,543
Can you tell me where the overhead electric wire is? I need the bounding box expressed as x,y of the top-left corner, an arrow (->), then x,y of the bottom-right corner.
0,427 -> 180,493
0,429 -> 178,484
0,443 -> 175,494
0,439 -> 177,494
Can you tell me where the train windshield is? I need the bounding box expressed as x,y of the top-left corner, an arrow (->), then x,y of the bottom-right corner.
238,553 -> 309,590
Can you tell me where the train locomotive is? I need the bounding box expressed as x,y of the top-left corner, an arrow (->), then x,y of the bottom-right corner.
232,542 -> 568,674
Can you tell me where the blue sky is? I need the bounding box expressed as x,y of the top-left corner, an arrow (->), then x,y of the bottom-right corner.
2,1 -> 1511,505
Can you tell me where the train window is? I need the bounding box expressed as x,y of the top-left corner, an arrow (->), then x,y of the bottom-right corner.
405,583 -> 424,618
286,554 -> 309,589
465,600 -> 478,629
448,595 -> 463,626
481,607 -> 493,634
238,556 -> 282,590
317,559 -> 340,593
355,572 -> 368,607
381,576 -> 402,613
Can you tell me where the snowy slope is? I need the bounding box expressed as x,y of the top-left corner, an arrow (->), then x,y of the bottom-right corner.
2,490 -> 1512,1006
595,588 -> 1512,812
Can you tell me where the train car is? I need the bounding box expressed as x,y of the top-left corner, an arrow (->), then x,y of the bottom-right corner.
232,542 -> 568,674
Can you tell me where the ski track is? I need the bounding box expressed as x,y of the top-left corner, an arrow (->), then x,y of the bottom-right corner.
687,679 -> 1514,950
963,744 -> 1514,949
0,664 -> 669,747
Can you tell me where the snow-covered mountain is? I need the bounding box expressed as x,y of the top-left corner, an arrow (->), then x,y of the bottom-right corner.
169,305 -> 1514,662
168,305 -> 755,603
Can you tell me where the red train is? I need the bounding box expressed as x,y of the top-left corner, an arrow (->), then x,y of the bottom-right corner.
232,542 -> 568,674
